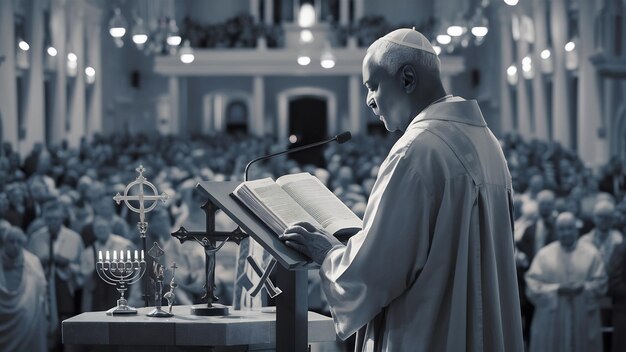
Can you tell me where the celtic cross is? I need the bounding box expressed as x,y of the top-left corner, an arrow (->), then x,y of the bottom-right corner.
113,164 -> 169,237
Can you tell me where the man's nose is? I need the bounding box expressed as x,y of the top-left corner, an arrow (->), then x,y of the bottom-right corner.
366,93 -> 376,110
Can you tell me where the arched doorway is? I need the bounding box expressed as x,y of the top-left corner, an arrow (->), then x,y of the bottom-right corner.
288,97 -> 327,167
226,99 -> 249,136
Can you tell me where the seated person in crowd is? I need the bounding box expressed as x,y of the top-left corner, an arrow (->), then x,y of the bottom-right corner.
0,226 -> 48,352
525,212 -> 607,352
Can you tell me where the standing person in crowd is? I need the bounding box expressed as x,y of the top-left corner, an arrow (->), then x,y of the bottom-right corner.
281,28 -> 524,351
609,241 -> 626,352
599,157 -> 626,200
525,212 -> 607,352
4,182 -> 37,230
27,200 -> 84,352
580,200 -> 623,266
80,216 -> 137,312
516,189 -> 558,338
0,226 -> 48,352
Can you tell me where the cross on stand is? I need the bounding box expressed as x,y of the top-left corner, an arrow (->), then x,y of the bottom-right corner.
171,199 -> 251,315
113,165 -> 169,306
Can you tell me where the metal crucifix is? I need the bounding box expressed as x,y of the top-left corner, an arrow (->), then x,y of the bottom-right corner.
171,199 -> 249,316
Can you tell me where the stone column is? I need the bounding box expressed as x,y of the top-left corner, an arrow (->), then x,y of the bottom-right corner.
252,75 -> 265,136
516,38 -> 532,138
577,0 -> 606,167
21,0 -> 46,155
0,0 -> 19,149
85,3 -> 102,140
339,0 -> 349,26
50,0 -> 67,146
549,0 -> 570,148
531,0 -> 549,140
179,77 -> 188,137
67,0 -> 86,148
168,76 -> 180,135
264,0 -> 273,25
498,6 -> 514,133
349,75 -> 362,134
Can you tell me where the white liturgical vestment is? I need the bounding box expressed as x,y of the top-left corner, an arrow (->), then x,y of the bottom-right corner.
320,97 -> 524,351
525,241 -> 606,352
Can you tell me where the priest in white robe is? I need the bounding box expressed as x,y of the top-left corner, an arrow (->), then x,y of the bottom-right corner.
281,28 -> 524,351
0,226 -> 48,352
525,212 -> 607,352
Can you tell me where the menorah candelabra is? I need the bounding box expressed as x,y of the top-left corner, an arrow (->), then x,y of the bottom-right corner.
96,249 -> 146,315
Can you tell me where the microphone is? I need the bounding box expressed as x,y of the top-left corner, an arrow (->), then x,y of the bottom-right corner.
244,131 -> 352,181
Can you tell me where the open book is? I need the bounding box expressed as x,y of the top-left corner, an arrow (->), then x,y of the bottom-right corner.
233,172 -> 362,241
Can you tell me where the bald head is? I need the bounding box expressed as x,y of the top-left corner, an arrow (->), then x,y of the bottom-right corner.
593,200 -> 615,231
556,212 -> 578,250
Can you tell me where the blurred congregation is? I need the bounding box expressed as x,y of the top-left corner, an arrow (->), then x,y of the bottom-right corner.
2,0 -> 626,351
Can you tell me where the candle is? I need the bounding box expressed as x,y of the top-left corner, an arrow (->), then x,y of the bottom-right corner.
98,251 -> 103,262
106,251 -> 110,261
113,251 -> 117,261
141,250 -> 144,261
135,250 -> 139,261
120,250 -> 124,261
127,250 -> 132,261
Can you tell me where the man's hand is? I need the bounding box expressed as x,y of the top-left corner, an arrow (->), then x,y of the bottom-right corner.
54,254 -> 70,268
558,282 -> 584,296
280,222 -> 344,265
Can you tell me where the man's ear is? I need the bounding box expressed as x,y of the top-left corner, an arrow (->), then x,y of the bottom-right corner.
400,65 -> 417,93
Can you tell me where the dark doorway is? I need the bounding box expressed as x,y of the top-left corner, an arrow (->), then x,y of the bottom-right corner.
288,96 -> 327,167
225,100 -> 248,136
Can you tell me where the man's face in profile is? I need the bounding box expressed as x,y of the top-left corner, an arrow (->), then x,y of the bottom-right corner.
362,53 -> 407,132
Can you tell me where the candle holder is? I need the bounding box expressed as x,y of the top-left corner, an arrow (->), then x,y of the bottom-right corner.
96,249 -> 147,315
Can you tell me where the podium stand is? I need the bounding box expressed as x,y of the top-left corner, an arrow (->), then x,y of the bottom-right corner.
196,181 -> 319,352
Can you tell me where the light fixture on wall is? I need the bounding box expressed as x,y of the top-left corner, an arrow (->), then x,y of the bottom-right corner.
539,48 -> 553,74
504,0 -> 519,6
521,55 -> 534,79
320,45 -> 335,69
166,19 -> 182,47
67,52 -> 78,77
47,46 -> 57,57
300,29 -> 314,43
507,63 -> 518,85
564,36 -> 578,70
179,40 -> 194,64
85,66 -> 96,84
298,3 -> 316,28
18,40 -> 30,51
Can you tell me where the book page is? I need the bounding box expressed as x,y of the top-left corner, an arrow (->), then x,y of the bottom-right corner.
234,178 -> 320,234
276,173 -> 362,236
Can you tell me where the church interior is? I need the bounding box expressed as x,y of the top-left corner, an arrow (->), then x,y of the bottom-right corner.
1,0 -> 626,351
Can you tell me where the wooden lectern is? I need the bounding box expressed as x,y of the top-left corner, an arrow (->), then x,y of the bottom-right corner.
196,180 -> 320,352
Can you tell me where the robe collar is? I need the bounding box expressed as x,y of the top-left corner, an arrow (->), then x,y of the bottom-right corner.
410,96 -> 487,128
